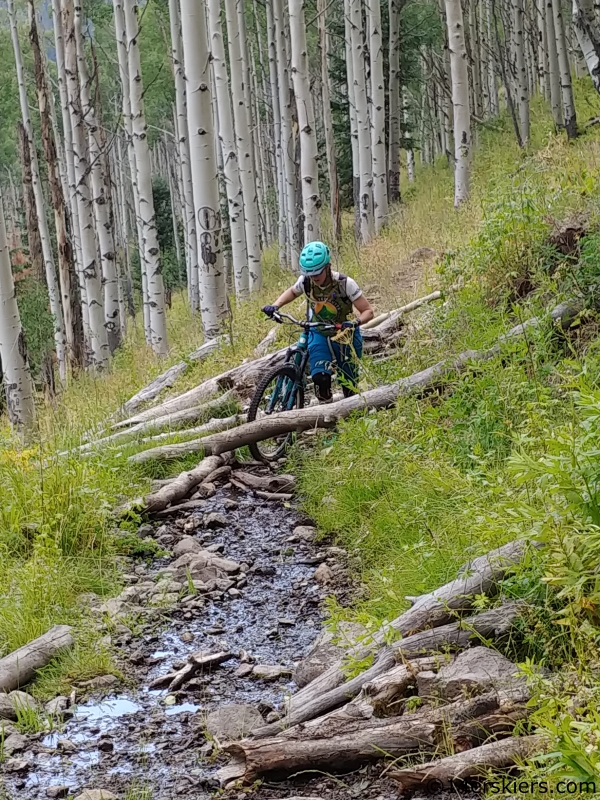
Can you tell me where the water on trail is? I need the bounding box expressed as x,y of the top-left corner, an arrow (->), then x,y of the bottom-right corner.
3,488 -> 372,800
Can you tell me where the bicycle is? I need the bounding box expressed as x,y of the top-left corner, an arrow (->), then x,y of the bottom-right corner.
247,311 -> 339,462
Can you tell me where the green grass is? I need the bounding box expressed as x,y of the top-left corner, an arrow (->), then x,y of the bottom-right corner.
2,79 -> 600,722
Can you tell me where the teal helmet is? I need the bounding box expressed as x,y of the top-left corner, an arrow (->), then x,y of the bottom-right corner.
299,241 -> 330,276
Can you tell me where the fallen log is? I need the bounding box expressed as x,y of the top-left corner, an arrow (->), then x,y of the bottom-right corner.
0,626 -> 74,692
361,290 -> 445,330
187,299 -> 580,457
128,414 -> 243,453
119,336 -> 229,416
389,734 -> 545,794
218,690 -> 521,785
73,391 -> 238,454
255,491 -> 294,501
252,602 -> 523,738
362,656 -> 446,716
135,453 -> 233,514
127,416 -> 244,464
259,539 -> 534,729
154,499 -> 208,517
232,471 -> 296,493
149,650 -> 233,691
254,327 -> 277,357
113,349 -> 289,430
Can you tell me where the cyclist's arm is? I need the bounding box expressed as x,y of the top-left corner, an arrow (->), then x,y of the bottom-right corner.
353,294 -> 374,325
272,287 -> 300,308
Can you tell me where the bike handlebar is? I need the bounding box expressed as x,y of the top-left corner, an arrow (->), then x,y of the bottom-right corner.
272,311 -> 338,331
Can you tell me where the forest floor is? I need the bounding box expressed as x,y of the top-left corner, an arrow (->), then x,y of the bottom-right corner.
4,86 -> 600,799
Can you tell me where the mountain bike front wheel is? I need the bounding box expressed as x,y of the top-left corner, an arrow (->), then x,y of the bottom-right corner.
247,365 -> 305,462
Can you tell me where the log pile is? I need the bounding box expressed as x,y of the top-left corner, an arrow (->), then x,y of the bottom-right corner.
215,540 -> 547,790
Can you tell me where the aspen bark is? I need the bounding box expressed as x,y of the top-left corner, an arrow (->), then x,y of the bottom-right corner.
552,0 -> 578,137
29,2 -> 82,370
349,0 -> 375,243
0,189 -> 35,435
514,0 -> 530,143
225,0 -> 263,287
444,0 -> 472,206
572,0 -> 600,91
123,0 -> 169,353
8,0 -> 68,382
368,0 -> 389,231
74,3 -> 121,353
266,0 -> 287,263
388,0 -> 401,203
403,88 -> 416,182
62,0 -> 109,368
317,0 -> 342,241
114,0 -> 150,337
180,0 -> 228,336
545,0 -> 564,124
208,0 -> 249,298
289,0 -> 321,243
276,0 -> 299,268
17,123 -> 44,284
168,0 -> 199,309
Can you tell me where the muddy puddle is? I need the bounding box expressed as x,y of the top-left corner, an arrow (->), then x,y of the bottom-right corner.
4,488 -> 365,800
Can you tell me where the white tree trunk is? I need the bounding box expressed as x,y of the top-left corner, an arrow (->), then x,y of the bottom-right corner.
444,0 -> 472,206
514,0 -> 530,142
403,88 -> 416,182
168,0 -> 200,311
180,0 -> 228,336
114,0 -> 151,338
572,0 -> 600,91
62,0 -> 109,368
123,0 -> 169,354
344,0 -> 360,223
274,0 -> 299,268
349,0 -> 375,243
8,0 -> 68,382
208,0 -> 249,298
73,4 -> 120,353
318,0 -> 342,242
545,0 -> 564,124
388,0 -> 401,203
552,0 -> 578,137
224,0 -> 263,287
486,0 -> 500,114
537,0 -> 550,99
0,189 -> 35,435
368,0 -> 389,231
266,0 -> 287,263
289,0 -> 321,243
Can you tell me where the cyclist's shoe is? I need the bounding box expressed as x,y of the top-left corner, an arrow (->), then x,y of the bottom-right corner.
313,372 -> 333,403
318,397 -> 334,405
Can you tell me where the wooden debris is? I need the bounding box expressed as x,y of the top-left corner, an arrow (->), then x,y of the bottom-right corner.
232,471 -> 296,493
138,453 -> 233,514
127,416 -> 244,464
0,626 -> 74,692
255,491 -> 294,501
149,650 -> 233,691
390,734 -> 545,793
252,602 -> 524,738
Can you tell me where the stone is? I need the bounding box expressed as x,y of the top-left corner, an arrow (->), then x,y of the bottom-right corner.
180,632 -> 194,643
203,512 -> 227,529
8,691 -> 37,712
294,525 -> 317,541
210,556 -> 240,574
278,618 -> 295,626
78,675 -> 119,691
0,694 -> 17,720
433,647 -> 525,700
293,622 -> 366,688
172,537 -> 203,557
97,738 -> 114,752
252,664 -> 292,681
137,523 -> 154,539
57,739 -> 77,753
97,597 -> 134,618
4,757 -> 30,772
234,664 -> 254,678
206,543 -> 225,554
74,791 -> 119,800
223,499 -> 238,510
3,732 -> 28,755
196,482 -> 216,498
228,588 -> 242,598
313,563 -> 333,585
46,787 -> 70,799
205,704 -> 263,741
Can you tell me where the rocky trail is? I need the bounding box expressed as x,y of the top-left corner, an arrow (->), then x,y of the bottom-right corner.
2,483 -> 385,800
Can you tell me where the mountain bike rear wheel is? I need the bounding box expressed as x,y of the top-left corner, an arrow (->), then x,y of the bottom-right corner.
247,365 -> 304,462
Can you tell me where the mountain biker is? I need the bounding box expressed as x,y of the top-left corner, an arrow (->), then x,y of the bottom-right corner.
262,241 -> 374,402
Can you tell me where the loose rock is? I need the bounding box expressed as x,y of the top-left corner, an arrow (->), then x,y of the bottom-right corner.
252,664 -> 292,681
313,563 -> 333,585
46,787 -> 70,799
74,791 -> 119,800
205,703 -> 263,740
204,512 -> 227,529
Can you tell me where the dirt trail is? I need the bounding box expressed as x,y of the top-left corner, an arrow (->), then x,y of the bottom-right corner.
2,488 -> 401,800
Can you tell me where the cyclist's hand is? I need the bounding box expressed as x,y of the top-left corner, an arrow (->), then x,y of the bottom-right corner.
339,320 -> 358,330
262,304 -> 279,318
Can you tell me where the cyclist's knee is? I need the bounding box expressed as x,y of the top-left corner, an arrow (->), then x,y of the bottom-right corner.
313,372 -> 332,402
